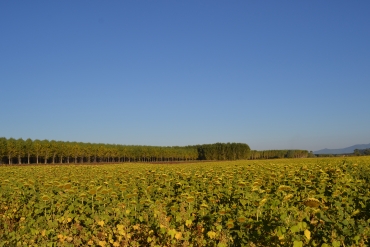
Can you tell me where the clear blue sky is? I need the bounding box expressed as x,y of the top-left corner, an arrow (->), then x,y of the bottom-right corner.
1,1 -> 370,151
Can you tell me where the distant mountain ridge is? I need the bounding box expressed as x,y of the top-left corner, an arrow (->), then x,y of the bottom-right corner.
314,143 -> 370,155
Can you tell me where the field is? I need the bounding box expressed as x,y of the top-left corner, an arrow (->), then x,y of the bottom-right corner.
1,157 -> 370,247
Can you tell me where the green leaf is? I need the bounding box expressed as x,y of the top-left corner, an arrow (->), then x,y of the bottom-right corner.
280,213 -> 287,220
297,221 -> 307,230
290,225 -> 300,233
185,219 -> 192,228
332,241 -> 341,247
168,229 -> 176,238
341,219 -> 349,225
293,241 -> 303,247
353,235 -> 360,243
217,244 -> 227,247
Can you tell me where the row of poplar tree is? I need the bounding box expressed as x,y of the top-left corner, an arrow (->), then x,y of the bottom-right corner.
0,137 -> 255,165
0,137 -> 310,165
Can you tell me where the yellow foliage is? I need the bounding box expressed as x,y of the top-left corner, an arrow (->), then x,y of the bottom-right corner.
175,232 -> 182,240
207,231 -> 217,239
185,219 -> 192,228
304,229 -> 311,240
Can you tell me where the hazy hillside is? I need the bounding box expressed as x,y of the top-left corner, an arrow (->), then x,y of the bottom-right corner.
314,143 -> 370,155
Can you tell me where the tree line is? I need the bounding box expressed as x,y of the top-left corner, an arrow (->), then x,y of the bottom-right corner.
315,149 -> 370,157
249,149 -> 310,159
353,149 -> 370,156
195,143 -> 251,160
0,138 -> 254,165
0,137 -> 311,165
0,137 -> 201,165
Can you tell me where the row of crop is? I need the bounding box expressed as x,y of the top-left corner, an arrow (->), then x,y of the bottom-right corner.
0,158 -> 369,246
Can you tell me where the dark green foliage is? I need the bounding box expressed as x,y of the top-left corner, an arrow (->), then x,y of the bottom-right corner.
249,149 -> 309,159
354,148 -> 370,156
0,137 -> 310,164
0,138 -> 252,164
194,143 -> 251,161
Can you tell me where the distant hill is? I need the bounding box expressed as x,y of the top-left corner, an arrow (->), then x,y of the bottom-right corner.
314,143 -> 370,155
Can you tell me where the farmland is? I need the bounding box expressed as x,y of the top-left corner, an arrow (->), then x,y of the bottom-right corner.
0,157 -> 369,246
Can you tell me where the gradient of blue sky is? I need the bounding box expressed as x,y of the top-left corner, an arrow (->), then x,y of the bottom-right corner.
1,1 -> 369,151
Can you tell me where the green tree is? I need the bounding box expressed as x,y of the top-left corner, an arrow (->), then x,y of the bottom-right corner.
41,140 -> 51,164
119,145 -> 128,162
91,143 -> 99,163
79,142 -> 89,163
71,142 -> 81,163
25,138 -> 33,164
15,138 -> 25,164
97,144 -> 107,163
84,143 -> 93,163
50,140 -> 59,164
111,145 -> 120,163
6,138 -> 17,165
0,137 -> 7,165
33,139 -> 42,164
57,141 -> 66,163
64,142 -> 74,164
308,151 -> 315,158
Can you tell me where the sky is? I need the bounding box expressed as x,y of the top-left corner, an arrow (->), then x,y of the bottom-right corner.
1,1 -> 370,152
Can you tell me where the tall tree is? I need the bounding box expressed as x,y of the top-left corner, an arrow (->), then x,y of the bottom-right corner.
33,139 -> 42,164
6,138 -> 17,165
64,142 -> 74,164
0,137 -> 7,165
50,140 -> 59,164
84,143 -> 93,163
57,141 -> 66,164
72,142 -> 81,163
15,138 -> 25,164
97,145 -> 107,163
91,143 -> 99,163
41,140 -> 51,164
25,138 -> 33,164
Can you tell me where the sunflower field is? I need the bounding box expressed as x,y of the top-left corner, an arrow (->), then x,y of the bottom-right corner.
0,157 -> 369,246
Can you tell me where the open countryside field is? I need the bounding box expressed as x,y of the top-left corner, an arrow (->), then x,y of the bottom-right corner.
1,157 -> 370,247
